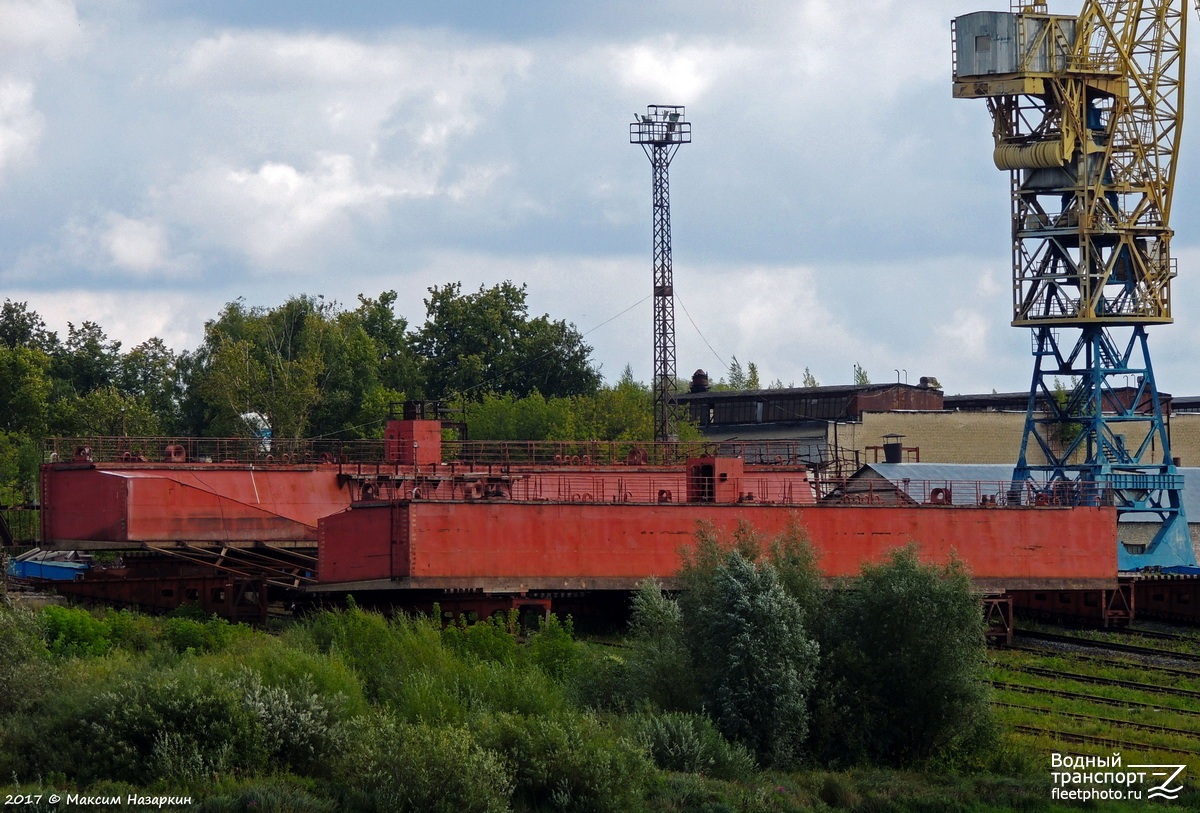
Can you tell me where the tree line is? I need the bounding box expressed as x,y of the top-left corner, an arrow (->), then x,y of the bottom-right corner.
0,283 -> 621,503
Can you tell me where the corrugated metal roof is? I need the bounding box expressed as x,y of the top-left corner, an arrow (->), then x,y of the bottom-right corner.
862,463 -> 1016,506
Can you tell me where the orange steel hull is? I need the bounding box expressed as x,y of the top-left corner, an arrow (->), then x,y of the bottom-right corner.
40,466 -> 349,546
317,501 -> 1118,592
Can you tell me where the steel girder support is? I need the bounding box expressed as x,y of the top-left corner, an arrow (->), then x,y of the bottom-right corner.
1012,324 -> 1195,568
646,142 -> 679,443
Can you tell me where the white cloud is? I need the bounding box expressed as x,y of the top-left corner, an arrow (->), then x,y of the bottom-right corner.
611,37 -> 740,102
0,78 -> 41,178
161,153 -> 401,268
0,0 -> 86,63
167,30 -> 531,154
100,214 -> 170,274
0,0 -> 89,184
1,0 -> 1198,403
34,211 -> 193,282
4,287 -> 214,353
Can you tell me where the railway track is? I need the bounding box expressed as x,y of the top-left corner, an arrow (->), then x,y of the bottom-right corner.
1015,630 -> 1200,664
995,623 -> 1200,759
996,701 -> 1200,740
1114,626 -> 1200,645
1005,645 -> 1200,681
992,680 -> 1200,717
1003,664 -> 1200,699
1011,725 -> 1200,757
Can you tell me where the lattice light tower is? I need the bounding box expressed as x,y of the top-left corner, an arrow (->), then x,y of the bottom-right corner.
953,0 -> 1198,568
631,105 -> 691,443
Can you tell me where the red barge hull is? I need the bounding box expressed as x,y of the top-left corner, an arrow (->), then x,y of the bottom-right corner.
34,416 -> 1124,624
316,500 -> 1117,593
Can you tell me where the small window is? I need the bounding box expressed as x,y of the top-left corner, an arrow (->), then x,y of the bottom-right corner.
1083,594 -> 1099,607
975,35 -> 992,53
1059,594 -> 1073,604
161,588 -> 175,598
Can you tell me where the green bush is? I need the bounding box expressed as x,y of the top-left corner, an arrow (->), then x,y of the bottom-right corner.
814,546 -> 994,767
625,580 -> 699,712
102,609 -> 160,653
442,612 -> 519,664
213,634 -> 369,720
197,776 -> 338,813
525,613 -> 582,681
459,659 -> 569,718
0,655 -> 249,783
232,670 -> 346,776
295,607 -> 457,703
567,646 -> 631,712
338,713 -> 513,813
387,668 -> 466,725
162,616 -> 246,654
41,605 -> 111,657
680,550 -> 818,769
0,605 -> 50,715
88,665 -> 263,783
0,604 -> 48,662
632,711 -> 756,781
475,712 -> 653,813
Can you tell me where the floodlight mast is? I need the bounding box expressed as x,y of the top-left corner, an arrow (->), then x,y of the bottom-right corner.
631,105 -> 691,444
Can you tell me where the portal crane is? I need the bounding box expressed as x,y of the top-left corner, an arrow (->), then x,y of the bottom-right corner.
953,0 -> 1198,568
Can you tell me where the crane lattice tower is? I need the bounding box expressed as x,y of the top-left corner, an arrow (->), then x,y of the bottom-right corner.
953,0 -> 1198,568
631,105 -> 691,443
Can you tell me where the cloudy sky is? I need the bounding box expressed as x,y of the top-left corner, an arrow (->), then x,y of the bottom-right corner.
2,0 -> 1200,396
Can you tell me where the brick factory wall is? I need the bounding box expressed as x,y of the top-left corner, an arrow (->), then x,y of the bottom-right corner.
1167,414 -> 1200,468
849,411 -> 1082,465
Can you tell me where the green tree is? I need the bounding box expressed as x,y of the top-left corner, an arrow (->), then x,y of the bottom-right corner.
415,281 -> 599,401
852,362 -> 869,386
802,367 -> 819,388
725,356 -> 746,389
812,546 -> 992,766
352,291 -> 423,397
626,580 -> 699,712
52,387 -> 162,437
55,321 -> 121,395
0,300 -> 57,353
0,432 -> 41,504
186,297 -> 333,439
578,366 -> 655,440
679,549 -> 818,768
1051,377 -> 1083,448
0,343 -> 53,438
463,366 -> 702,443
119,338 -> 183,432
0,342 -> 54,503
746,362 -> 761,390
464,391 -> 571,441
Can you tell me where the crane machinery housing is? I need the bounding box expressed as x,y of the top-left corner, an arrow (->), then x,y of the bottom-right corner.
953,0 -> 1200,569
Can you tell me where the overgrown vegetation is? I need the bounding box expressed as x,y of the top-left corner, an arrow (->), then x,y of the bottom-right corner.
0,523 -> 1107,812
